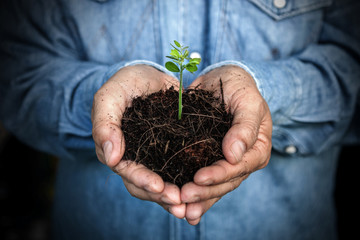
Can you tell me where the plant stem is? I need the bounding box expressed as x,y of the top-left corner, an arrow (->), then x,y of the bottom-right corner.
178,68 -> 183,120
165,41 -> 200,120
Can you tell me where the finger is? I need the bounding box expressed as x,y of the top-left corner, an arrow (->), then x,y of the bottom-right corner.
162,203 -> 187,219
122,177 -> 186,219
193,121 -> 272,186
193,159 -> 247,185
185,198 -> 220,225
181,175 -> 247,203
114,160 -> 165,193
122,178 -> 182,203
92,80 -> 128,167
221,83 -> 269,164
181,128 -> 271,204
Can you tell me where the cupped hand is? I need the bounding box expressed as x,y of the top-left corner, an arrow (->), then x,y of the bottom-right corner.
183,65 -> 273,225
91,65 -> 186,218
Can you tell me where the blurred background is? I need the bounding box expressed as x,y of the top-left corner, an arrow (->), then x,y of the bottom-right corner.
0,121 -> 359,240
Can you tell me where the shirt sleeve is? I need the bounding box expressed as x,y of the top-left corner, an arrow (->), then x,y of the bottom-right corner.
199,1 -> 360,156
0,0 -> 169,159
0,1 -> 103,158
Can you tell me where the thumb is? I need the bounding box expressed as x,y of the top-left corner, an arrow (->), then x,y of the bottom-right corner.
222,113 -> 259,165
92,120 -> 125,168
92,82 -> 127,168
222,95 -> 264,165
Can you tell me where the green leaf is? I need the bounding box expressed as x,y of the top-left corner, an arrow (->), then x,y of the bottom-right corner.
184,50 -> 189,58
185,63 -> 198,73
174,40 -> 181,47
189,58 -> 201,65
170,43 -> 181,52
165,61 -> 180,72
170,49 -> 180,58
166,55 -> 178,60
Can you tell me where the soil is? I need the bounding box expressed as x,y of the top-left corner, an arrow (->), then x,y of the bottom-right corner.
121,83 -> 233,188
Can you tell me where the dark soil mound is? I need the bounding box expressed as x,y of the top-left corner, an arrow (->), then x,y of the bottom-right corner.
121,86 -> 233,187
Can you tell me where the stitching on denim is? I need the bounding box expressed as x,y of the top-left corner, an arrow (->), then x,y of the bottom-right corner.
277,1 -> 332,19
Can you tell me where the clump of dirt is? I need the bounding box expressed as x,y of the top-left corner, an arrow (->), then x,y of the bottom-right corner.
121,84 -> 233,188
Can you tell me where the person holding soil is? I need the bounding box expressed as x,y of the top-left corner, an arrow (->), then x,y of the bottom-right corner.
1,0 -> 359,239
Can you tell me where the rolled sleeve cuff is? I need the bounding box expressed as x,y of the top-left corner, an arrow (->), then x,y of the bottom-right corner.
199,60 -> 302,124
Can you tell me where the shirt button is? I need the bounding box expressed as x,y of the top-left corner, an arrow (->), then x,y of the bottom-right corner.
273,0 -> 286,9
190,52 -> 201,59
285,145 -> 297,154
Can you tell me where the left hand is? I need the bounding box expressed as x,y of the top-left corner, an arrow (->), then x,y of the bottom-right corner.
182,65 -> 273,225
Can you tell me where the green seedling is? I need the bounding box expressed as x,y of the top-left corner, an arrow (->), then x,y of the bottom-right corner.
165,40 -> 201,120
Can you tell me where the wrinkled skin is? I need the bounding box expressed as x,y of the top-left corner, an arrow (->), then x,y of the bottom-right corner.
91,64 -> 272,225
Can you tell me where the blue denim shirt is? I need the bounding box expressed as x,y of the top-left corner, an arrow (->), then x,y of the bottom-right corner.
1,0 -> 360,239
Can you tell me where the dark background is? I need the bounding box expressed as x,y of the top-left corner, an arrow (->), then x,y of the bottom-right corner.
0,125 -> 57,240
0,124 -> 359,240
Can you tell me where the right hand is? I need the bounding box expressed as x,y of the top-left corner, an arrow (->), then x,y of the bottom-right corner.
91,65 -> 186,218
181,65 -> 272,225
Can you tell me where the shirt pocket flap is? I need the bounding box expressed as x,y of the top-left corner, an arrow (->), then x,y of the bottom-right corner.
248,0 -> 333,20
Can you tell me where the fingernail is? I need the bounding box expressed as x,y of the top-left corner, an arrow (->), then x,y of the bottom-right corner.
230,141 -> 246,163
103,141 -> 113,164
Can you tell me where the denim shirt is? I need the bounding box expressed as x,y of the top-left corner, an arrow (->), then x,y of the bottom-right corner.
1,0 -> 359,239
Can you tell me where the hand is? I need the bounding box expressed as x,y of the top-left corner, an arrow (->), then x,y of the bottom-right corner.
182,65 -> 273,225
91,65 -> 186,218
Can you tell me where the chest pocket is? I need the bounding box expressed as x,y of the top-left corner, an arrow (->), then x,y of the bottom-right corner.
248,0 -> 333,20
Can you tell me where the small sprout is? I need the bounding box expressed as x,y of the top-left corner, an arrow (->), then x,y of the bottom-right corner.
165,40 -> 201,120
